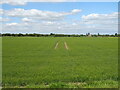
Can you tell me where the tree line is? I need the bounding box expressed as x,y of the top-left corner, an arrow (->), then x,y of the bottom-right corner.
1,33 -> 120,37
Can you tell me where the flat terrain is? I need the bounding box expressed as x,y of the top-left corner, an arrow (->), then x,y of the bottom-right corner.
2,37 -> 118,88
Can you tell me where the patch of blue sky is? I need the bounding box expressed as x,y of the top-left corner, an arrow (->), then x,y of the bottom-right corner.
2,2 -> 118,23
3,2 -> 117,14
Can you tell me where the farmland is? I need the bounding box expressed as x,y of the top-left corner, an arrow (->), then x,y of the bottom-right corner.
2,37 -> 118,88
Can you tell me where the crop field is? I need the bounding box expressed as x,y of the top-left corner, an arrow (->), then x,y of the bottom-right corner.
2,37 -> 118,88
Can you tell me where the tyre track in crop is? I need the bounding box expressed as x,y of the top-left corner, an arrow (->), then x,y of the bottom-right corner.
54,42 -> 59,49
64,42 -> 69,50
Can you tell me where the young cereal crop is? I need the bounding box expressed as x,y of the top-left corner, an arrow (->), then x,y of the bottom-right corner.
2,37 -> 118,88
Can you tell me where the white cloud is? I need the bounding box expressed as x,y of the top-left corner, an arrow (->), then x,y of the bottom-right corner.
2,15 -> 117,34
1,10 -> 117,34
0,0 -> 27,5
0,0 -> 77,6
0,9 -> 4,15
80,12 -> 118,33
71,9 -> 82,14
3,8 -> 82,21
6,23 -> 19,26
22,18 -> 33,22
81,12 -> 118,25
0,17 -> 11,22
82,12 -> 118,20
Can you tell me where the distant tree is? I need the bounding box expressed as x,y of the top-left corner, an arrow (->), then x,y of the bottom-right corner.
1,33 -> 119,37
118,34 -> 120,37
18,33 -> 23,37
0,33 -> 2,37
50,33 -> 54,35
98,33 -> 100,36
115,33 -> 118,37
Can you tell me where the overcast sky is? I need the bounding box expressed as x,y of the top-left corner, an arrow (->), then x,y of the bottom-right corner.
0,1 -> 118,34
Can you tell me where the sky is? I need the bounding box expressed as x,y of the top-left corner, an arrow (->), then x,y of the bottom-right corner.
0,0 -> 118,34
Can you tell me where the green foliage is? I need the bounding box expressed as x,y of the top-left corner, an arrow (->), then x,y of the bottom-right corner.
1,33 -> 119,37
2,37 -> 118,88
